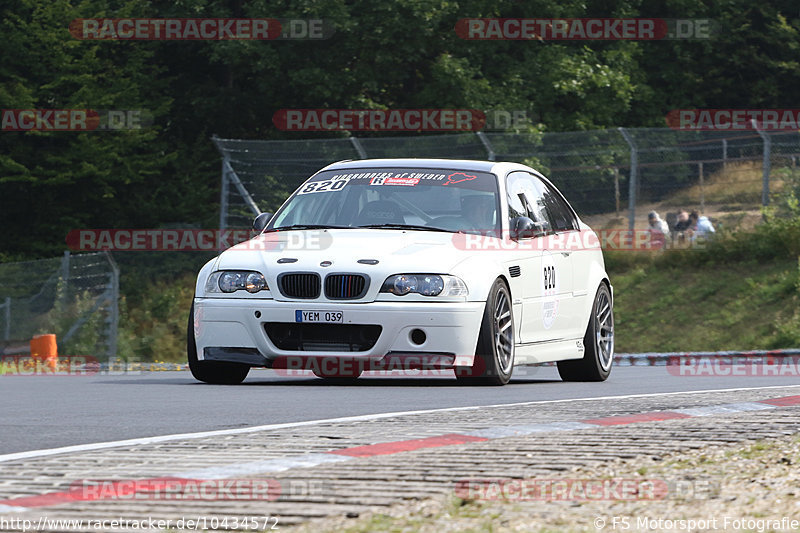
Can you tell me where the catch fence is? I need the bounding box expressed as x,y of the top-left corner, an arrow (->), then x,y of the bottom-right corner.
214,127 -> 800,231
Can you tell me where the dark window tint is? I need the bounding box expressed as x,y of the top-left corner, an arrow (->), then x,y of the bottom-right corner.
506,172 -> 577,233
540,181 -> 577,231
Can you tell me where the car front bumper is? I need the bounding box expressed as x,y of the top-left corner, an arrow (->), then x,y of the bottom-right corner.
193,297 -> 485,367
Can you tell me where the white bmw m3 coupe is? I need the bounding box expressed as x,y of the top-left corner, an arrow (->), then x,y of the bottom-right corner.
189,158 -> 614,385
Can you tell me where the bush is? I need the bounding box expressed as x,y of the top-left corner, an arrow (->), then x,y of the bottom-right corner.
117,272 -> 196,363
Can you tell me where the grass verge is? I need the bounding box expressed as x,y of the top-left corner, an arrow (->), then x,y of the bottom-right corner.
609,254 -> 800,353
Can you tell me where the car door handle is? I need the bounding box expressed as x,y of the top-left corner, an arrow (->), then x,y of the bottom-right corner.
561,251 -> 571,257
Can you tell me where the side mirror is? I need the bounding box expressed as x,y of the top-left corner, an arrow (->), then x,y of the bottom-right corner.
510,216 -> 545,240
253,212 -> 272,232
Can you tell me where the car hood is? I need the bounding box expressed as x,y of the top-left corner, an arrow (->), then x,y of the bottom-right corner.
216,229 -> 472,274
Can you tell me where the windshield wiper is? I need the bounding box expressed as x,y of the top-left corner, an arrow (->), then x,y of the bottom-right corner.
265,224 -> 352,233
357,223 -> 456,233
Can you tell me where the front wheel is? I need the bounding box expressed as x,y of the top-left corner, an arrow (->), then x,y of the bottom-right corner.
557,283 -> 614,382
455,279 -> 515,385
187,304 -> 250,385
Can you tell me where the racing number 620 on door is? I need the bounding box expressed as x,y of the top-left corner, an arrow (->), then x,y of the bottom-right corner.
544,265 -> 556,291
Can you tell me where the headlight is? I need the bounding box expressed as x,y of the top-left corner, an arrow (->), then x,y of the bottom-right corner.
205,271 -> 269,294
219,272 -> 245,293
380,274 -> 467,297
391,274 -> 417,295
245,272 -> 267,293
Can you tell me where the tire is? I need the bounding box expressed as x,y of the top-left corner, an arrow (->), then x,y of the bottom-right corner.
455,279 -> 514,386
557,283 -> 614,382
187,304 -> 250,385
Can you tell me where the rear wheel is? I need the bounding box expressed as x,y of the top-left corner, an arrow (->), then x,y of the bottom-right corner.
455,279 -> 514,386
557,283 -> 614,382
187,304 -> 250,385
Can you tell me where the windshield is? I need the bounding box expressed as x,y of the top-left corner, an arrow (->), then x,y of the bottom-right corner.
269,167 -> 501,234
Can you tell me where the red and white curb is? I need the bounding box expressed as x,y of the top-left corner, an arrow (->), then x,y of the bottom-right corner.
1,393 -> 799,514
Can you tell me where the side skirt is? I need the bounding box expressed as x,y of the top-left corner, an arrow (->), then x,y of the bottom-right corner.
514,337 -> 584,365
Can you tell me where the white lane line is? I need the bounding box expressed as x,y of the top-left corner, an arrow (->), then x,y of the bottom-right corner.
2,384 -> 799,464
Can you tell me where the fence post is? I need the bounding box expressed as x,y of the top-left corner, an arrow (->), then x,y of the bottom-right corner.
105,252 -> 119,362
618,127 -> 638,231
753,120 -> 771,207
219,155 -> 230,232
476,131 -> 496,161
61,251 -> 70,294
212,135 -> 230,232
698,162 -> 705,214
3,297 -> 9,341
223,159 -> 262,217
349,136 -> 367,159
613,167 -> 620,217
722,139 -> 728,169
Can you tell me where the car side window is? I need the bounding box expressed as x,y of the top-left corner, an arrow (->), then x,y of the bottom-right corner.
538,180 -> 577,232
505,174 -> 528,220
506,172 -> 552,234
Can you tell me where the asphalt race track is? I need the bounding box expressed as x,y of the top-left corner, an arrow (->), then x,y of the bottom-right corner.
2,365 -> 800,528
2,365 -> 798,455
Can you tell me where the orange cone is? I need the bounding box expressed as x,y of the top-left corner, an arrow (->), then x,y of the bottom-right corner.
30,334 -> 58,372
